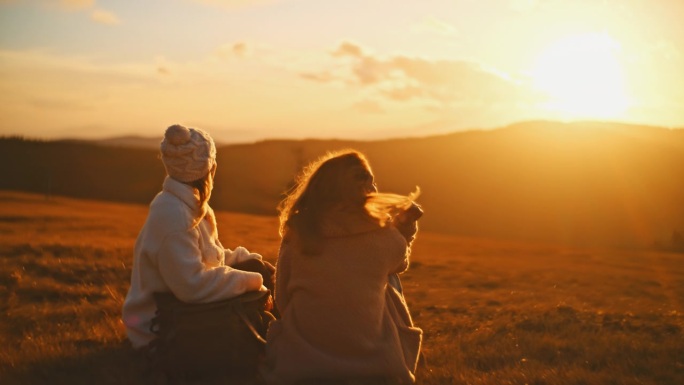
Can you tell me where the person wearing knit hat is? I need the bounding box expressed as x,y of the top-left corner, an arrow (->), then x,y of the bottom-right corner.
160,124 -> 217,183
122,124 -> 276,359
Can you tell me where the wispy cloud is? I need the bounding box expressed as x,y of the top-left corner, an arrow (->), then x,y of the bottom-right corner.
305,41 -> 532,108
351,100 -> 385,114
90,9 -> 120,25
232,42 -> 249,57
299,71 -> 335,83
214,42 -> 253,59
332,41 -> 365,58
381,85 -> 425,102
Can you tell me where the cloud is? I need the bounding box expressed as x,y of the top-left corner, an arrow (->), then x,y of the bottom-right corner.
214,42 -> 251,59
351,100 -> 385,114
333,41 -> 365,58
232,42 -> 249,57
299,71 -> 335,83
320,41 -> 532,106
90,9 -> 120,25
381,85 -> 425,102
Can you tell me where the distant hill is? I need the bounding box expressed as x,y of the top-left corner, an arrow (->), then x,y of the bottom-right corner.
62,135 -> 226,149
2,121 -> 683,249
92,136 -> 165,149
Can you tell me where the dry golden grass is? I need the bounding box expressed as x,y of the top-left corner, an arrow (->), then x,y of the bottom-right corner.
1,191 -> 682,384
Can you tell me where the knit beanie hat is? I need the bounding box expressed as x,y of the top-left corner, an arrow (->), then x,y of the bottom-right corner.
160,124 -> 217,183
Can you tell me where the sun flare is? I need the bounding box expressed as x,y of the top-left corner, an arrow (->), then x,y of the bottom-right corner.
530,33 -> 631,119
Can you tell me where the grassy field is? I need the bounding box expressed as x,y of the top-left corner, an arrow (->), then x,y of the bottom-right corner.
0,190 -> 682,384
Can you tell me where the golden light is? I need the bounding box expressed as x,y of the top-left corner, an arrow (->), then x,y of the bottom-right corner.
530,33 -> 631,119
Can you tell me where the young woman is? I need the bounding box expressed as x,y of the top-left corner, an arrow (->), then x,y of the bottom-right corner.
122,124 -> 274,350
260,150 -> 423,384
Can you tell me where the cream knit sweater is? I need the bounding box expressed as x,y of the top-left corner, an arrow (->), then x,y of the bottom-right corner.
122,177 -> 264,349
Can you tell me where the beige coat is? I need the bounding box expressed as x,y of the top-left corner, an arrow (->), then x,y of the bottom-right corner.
260,213 -> 422,384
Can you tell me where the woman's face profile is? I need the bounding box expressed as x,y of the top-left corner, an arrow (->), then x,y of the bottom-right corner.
352,165 -> 377,196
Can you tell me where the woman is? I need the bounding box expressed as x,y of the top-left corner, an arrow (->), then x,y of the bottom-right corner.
260,150 -> 423,384
122,124 -> 273,350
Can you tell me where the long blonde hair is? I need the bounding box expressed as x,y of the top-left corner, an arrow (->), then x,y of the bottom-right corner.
187,163 -> 216,230
278,149 -> 419,254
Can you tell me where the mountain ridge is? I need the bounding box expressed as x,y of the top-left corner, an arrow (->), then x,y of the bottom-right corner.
2,121 -> 683,249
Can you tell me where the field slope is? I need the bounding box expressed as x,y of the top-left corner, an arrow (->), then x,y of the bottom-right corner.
0,191 -> 683,384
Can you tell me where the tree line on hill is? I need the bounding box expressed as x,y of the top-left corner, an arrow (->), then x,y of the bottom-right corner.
2,121 -> 683,251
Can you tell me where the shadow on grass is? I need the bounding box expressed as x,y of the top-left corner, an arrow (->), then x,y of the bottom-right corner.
2,342 -> 149,385
2,341 -> 266,385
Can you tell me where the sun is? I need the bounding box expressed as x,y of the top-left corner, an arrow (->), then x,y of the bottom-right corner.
530,33 -> 631,120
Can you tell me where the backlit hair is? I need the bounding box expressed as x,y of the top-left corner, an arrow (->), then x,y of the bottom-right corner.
278,149 -> 419,254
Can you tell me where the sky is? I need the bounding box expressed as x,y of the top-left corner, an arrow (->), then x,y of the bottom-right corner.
1,0 -> 683,143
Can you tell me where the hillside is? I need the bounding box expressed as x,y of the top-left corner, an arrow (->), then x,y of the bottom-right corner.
2,121 -> 684,248
1,191 -> 683,384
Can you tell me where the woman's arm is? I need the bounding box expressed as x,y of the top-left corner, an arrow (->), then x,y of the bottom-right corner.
157,228 -> 264,303
393,202 -> 422,246
223,246 -> 263,267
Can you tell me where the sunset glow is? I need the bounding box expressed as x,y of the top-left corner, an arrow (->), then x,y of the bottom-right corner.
530,33 -> 631,119
0,0 -> 683,142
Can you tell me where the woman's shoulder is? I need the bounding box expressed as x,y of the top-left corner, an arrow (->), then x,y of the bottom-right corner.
365,224 -> 406,244
327,223 -> 405,250
320,210 -> 382,237
147,191 -> 195,234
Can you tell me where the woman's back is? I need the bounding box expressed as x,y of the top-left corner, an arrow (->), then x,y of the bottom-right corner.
283,226 -> 405,352
262,224 -> 418,384
261,150 -> 422,384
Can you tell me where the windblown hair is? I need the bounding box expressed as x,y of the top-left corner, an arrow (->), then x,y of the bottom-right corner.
365,188 -> 421,221
278,149 -> 419,255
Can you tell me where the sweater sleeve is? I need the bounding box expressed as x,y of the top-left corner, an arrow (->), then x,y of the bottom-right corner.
157,228 -> 264,303
224,246 -> 263,267
392,219 -> 418,247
